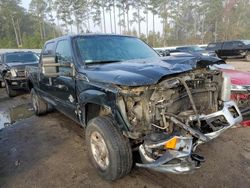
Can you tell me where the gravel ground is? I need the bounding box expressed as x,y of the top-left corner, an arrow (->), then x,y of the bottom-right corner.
227,59 -> 250,72
0,60 -> 250,188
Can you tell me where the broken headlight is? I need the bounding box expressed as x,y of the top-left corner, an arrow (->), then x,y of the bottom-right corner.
10,68 -> 17,77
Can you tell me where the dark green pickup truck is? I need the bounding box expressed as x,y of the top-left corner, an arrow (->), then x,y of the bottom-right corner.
27,34 -> 242,180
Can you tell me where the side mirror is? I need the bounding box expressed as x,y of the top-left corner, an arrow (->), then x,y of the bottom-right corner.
41,55 -> 75,77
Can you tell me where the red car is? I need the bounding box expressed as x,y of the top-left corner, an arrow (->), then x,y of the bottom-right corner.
221,69 -> 250,126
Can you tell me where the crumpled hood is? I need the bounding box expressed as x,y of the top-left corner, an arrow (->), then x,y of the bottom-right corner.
5,61 -> 38,71
80,57 -> 199,86
221,69 -> 250,86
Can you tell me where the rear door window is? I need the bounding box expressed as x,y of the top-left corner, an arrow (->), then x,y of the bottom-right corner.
222,42 -> 233,49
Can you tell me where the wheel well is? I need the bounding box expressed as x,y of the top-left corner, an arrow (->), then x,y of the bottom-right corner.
85,103 -> 111,124
28,80 -> 33,91
2,70 -> 7,78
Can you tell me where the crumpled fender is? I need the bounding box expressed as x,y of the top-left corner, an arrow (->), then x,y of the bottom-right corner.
78,89 -> 108,106
78,89 -> 130,131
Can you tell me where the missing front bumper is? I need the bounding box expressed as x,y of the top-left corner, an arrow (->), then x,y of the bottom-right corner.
136,100 -> 242,173
5,78 -> 28,90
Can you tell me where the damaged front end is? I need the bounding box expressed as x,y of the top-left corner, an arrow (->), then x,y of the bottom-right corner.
117,68 -> 242,174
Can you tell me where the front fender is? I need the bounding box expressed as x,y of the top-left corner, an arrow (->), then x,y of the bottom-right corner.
78,89 -> 108,106
78,89 -> 130,131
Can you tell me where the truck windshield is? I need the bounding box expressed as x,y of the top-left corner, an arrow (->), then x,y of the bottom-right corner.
75,35 -> 159,64
5,52 -> 38,63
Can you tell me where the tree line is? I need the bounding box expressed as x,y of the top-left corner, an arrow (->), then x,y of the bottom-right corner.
0,0 -> 250,49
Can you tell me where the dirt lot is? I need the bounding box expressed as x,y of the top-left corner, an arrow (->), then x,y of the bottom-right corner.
227,59 -> 250,72
0,60 -> 250,188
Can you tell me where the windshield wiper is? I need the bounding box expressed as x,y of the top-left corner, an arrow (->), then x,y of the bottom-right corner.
85,60 -> 122,65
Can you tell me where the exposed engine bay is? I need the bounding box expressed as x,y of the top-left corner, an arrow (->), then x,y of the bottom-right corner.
119,69 -> 230,136
117,68 -> 242,173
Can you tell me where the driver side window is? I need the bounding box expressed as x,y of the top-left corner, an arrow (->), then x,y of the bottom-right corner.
55,40 -> 73,74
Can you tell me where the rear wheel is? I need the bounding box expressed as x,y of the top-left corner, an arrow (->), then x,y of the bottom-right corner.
31,88 -> 49,115
86,115 -> 133,180
246,52 -> 250,62
4,79 -> 17,97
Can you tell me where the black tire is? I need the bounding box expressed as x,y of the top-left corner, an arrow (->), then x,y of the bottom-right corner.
31,88 -> 49,115
86,115 -> 133,181
0,80 -> 5,88
4,79 -> 17,97
246,52 -> 250,62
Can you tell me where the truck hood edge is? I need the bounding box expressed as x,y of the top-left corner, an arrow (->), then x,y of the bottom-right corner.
79,57 -> 201,86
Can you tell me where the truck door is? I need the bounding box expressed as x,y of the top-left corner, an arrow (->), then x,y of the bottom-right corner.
39,42 -> 55,98
50,39 -> 77,121
232,41 -> 245,57
221,41 -> 233,57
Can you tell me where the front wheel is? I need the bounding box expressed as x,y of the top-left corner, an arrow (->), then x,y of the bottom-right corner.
4,79 -> 17,97
86,116 -> 133,180
246,52 -> 250,62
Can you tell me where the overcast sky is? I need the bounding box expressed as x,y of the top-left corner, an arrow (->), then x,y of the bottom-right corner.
21,0 -> 30,11
21,0 -> 162,34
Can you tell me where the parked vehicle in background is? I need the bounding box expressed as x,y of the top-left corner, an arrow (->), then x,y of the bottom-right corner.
212,40 -> 250,61
215,68 -> 250,123
168,51 -> 250,123
0,51 -> 39,97
154,45 -> 217,58
222,68 -> 250,105
27,34 -> 242,181
206,42 -> 223,51
154,48 -> 170,56
198,44 -> 208,50
175,45 -> 218,57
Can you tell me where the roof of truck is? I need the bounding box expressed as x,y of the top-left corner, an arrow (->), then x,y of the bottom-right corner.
45,33 -> 137,43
